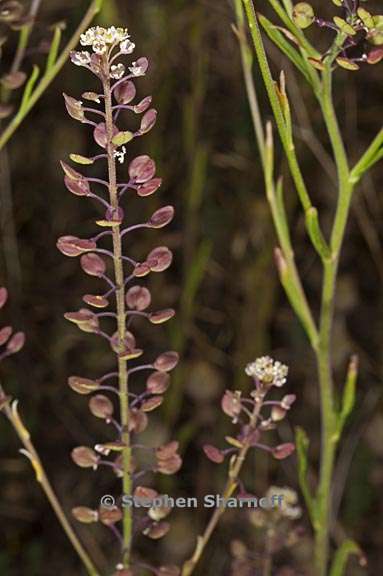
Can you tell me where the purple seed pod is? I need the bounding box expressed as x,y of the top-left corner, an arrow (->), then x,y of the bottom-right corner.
60,26 -> 179,569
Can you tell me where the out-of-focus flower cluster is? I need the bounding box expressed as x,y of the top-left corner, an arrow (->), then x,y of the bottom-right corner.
203,356 -> 295,467
292,1 -> 383,70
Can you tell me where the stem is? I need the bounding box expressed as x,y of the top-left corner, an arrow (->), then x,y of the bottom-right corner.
0,392 -> 99,576
181,403 -> 262,576
0,0 -> 104,151
103,75 -> 132,566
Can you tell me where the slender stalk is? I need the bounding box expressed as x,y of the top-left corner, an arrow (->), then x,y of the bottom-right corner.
181,403 -> 262,576
0,0 -> 104,151
102,75 -> 132,566
0,389 -> 99,576
10,0 -> 43,75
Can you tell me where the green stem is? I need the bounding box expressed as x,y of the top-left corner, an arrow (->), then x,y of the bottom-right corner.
103,76 -> 132,566
0,0 -> 103,151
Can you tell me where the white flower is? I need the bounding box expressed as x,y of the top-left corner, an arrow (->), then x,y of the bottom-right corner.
110,63 -> 126,80
120,39 -> 135,54
114,146 -> 127,164
266,486 -> 302,519
245,356 -> 288,387
129,61 -> 145,76
80,26 -> 130,54
70,51 -> 91,66
92,40 -> 107,55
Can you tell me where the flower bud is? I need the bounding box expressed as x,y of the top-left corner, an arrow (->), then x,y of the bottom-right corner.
149,206 -> 175,229
126,286 -> 151,311
153,351 -> 179,372
129,155 -> 156,183
146,371 -> 170,394
89,394 -> 114,420
203,444 -> 224,464
81,253 -> 106,277
71,446 -> 99,469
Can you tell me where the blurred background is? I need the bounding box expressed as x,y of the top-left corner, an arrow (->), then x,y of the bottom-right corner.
0,0 -> 382,574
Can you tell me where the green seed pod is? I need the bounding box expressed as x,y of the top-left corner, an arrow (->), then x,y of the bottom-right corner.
293,2 -> 315,29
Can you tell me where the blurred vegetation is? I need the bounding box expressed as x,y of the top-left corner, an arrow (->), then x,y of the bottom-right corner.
0,1 -> 382,575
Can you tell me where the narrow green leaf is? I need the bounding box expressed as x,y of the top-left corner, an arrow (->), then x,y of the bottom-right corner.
18,66 -> 40,117
337,355 -> 358,435
305,207 -> 332,260
46,25 -> 62,73
295,426 -> 316,522
329,539 -> 362,576
258,14 -> 313,84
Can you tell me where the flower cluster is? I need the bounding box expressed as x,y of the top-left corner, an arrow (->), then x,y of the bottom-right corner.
59,27 -> 180,575
293,1 -> 383,70
203,356 -> 295,467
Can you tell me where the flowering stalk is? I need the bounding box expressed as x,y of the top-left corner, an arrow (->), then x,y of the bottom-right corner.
239,1 -> 381,574
182,356 -> 295,576
60,26 -> 181,574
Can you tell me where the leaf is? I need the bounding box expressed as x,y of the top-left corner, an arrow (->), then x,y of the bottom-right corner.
19,66 -> 39,116
258,14 -> 313,84
112,131 -> 134,146
305,207 -> 332,260
337,355 -> 358,436
295,426 -> 316,523
46,24 -> 62,72
70,154 -> 95,165
329,539 -> 363,576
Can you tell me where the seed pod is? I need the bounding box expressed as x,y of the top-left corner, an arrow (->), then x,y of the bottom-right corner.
272,443 -> 295,460
221,390 -> 242,419
68,376 -> 100,395
137,178 -> 162,197
129,155 -> 156,183
133,263 -> 151,277
141,396 -> 163,412
93,122 -> 118,147
143,521 -> 170,539
64,310 -> 99,333
133,95 -> 152,113
149,206 -> 175,229
126,286 -> 151,310
89,394 -> 114,420
63,93 -> 85,122
153,351 -> 179,372
72,506 -> 98,523
1,71 -> 26,89
0,326 -> 12,346
156,441 -> 179,460
156,454 -> 182,475
71,446 -> 99,468
129,408 -> 148,433
6,332 -> 25,354
140,109 -> 157,134
83,294 -> 109,308
99,506 -> 123,526
148,504 -> 171,521
81,253 -> 106,277
114,80 -> 136,104
271,405 -> 287,422
203,444 -> 224,464
57,236 -> 96,257
149,309 -> 175,325
0,287 -> 8,309
293,2 -> 315,29
146,247 -> 173,272
146,371 -> 170,394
